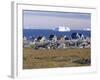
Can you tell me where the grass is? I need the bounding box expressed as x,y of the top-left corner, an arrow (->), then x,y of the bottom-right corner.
23,48 -> 91,69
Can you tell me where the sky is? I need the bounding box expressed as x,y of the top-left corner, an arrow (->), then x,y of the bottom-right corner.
23,10 -> 91,30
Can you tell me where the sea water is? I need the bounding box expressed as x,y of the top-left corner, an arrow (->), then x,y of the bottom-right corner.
23,29 -> 91,40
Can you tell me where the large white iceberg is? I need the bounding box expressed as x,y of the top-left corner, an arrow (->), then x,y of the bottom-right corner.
55,26 -> 71,32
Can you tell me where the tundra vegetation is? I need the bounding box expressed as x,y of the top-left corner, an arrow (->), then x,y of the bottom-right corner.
23,48 -> 90,69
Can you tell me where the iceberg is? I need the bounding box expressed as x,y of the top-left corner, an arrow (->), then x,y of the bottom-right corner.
83,28 -> 91,31
55,26 -> 71,32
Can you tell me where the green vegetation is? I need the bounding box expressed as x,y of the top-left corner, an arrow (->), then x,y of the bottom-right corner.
30,44 -> 35,48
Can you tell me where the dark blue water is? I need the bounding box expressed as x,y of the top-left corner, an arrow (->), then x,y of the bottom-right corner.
23,29 -> 91,39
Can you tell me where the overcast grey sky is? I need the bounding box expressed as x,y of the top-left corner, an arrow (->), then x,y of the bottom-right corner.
23,10 -> 91,30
